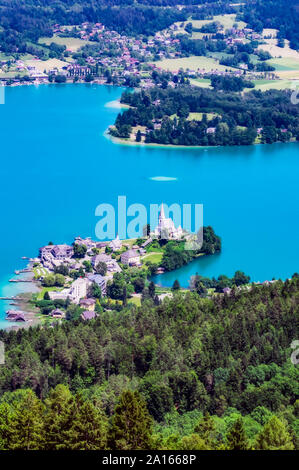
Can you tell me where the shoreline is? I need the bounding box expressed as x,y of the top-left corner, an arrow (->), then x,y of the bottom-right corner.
105,130 -> 217,150
105,99 -> 130,109
0,269 -> 42,331
106,129 -> 297,151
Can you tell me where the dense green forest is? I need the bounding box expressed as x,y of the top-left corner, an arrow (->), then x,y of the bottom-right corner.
242,0 -> 299,50
112,85 -> 299,146
0,276 -> 298,449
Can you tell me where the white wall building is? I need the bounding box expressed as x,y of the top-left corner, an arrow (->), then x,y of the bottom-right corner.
152,203 -> 184,240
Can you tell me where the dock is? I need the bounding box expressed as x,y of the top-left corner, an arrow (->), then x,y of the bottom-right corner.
9,279 -> 33,283
15,268 -> 31,275
0,296 -> 25,301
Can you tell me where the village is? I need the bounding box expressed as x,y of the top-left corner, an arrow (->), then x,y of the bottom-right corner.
5,204 -> 193,324
0,17 -> 283,89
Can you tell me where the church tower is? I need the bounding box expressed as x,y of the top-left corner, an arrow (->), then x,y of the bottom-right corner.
159,203 -> 166,222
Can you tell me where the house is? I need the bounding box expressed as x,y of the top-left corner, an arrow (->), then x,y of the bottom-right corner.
223,287 -> 232,295
91,254 -> 121,273
74,237 -> 97,249
121,249 -> 140,266
81,310 -> 96,321
6,310 -> 26,321
50,308 -> 65,318
68,278 -> 90,304
91,253 -> 111,267
39,244 -> 74,269
109,234 -> 122,252
79,298 -> 96,311
87,274 -> 107,296
206,127 -> 216,134
51,245 -> 74,260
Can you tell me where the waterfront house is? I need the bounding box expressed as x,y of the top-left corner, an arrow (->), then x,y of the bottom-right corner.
6,310 -> 26,321
40,244 -> 74,270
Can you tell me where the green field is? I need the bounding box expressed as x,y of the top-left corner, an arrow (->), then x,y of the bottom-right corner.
33,266 -> 49,279
169,14 -> 246,36
37,286 -> 63,301
186,14 -> 247,32
128,296 -> 141,307
142,252 -> 163,264
154,56 -> 234,73
39,35 -> 91,52
266,57 -> 299,71
189,78 -> 212,88
187,112 -> 219,121
248,79 -> 297,91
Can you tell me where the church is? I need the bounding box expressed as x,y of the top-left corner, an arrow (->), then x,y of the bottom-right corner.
152,203 -> 184,240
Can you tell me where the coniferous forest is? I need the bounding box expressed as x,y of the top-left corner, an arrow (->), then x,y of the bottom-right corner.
0,277 -> 298,450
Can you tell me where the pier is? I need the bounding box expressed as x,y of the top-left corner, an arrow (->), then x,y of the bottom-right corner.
0,296 -> 25,301
9,278 -> 33,283
15,268 -> 31,275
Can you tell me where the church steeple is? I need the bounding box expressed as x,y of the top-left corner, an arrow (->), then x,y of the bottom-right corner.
159,202 -> 165,220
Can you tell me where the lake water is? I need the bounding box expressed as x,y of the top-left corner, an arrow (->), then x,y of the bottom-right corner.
0,84 -> 299,327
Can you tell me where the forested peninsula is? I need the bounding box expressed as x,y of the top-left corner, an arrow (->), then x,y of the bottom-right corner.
110,85 -> 299,147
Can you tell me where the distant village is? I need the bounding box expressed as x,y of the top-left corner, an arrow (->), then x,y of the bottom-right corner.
0,20 -> 279,88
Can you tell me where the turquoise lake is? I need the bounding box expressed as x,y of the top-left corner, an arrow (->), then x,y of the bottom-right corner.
0,84 -> 299,328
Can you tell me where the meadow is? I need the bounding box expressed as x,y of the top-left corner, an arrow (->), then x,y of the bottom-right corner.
154,55 -> 235,73
38,35 -> 92,52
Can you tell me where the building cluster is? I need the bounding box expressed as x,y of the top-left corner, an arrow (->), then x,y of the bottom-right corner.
0,18 -> 281,88
35,204 -> 189,320
37,235 -> 146,310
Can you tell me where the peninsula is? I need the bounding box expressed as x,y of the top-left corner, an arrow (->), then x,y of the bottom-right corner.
109,84 -> 299,147
7,205 -> 221,325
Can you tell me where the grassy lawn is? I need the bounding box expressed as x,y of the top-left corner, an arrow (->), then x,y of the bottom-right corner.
37,286 -> 63,301
267,57 -> 299,71
128,296 -> 141,307
38,35 -> 92,52
263,57 -> 299,79
245,79 -> 296,91
122,238 -> 138,248
154,56 -> 235,73
187,14 -> 246,32
142,252 -> 163,264
33,266 -> 49,279
187,112 -> 219,121
0,53 -> 14,61
24,58 -> 70,73
189,78 -> 212,88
